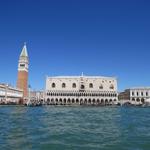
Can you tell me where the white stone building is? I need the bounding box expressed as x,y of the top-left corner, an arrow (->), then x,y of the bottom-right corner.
0,84 -> 23,104
119,87 -> 150,105
30,90 -> 44,101
45,75 -> 118,105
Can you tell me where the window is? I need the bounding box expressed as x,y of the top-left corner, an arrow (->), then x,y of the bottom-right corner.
137,92 -> 139,96
132,92 -> 134,96
81,85 -> 85,89
110,84 -> 114,89
51,83 -> 56,88
141,92 -> 143,96
62,83 -> 66,88
146,92 -> 148,96
72,83 -> 76,88
20,64 -> 25,67
89,83 -> 93,88
99,84 -> 103,89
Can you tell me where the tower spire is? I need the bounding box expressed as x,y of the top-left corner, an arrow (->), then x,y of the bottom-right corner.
17,43 -> 29,99
20,42 -> 28,57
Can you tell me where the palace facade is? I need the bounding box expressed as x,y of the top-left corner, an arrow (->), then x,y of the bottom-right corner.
119,87 -> 150,105
45,75 -> 118,105
0,84 -> 23,104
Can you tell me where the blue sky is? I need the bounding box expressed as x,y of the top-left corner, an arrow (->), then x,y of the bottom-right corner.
0,0 -> 150,91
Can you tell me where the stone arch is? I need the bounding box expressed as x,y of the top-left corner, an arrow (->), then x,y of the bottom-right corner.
76,99 -> 79,103
59,98 -> 62,103
47,98 -> 50,105
141,98 -> 145,103
72,98 -> 75,104
92,99 -> 96,104
109,99 -> 113,105
67,98 -> 71,104
55,98 -> 58,104
88,98 -> 91,104
62,83 -> 66,88
80,99 -> 83,105
89,83 -> 93,88
80,85 -> 85,89
113,99 -> 117,102
101,99 -> 104,103
97,99 -> 100,104
84,98 -> 87,104
105,99 -> 109,105
63,98 -> 67,104
136,98 -> 140,102
51,98 -> 54,103
52,83 -> 56,88
72,83 -> 76,88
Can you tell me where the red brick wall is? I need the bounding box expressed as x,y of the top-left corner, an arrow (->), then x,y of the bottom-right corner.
17,71 -> 28,97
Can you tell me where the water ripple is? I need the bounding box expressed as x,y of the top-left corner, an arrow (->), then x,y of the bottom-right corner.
0,106 -> 150,150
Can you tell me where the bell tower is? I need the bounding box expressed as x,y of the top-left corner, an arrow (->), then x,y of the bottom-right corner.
17,43 -> 29,98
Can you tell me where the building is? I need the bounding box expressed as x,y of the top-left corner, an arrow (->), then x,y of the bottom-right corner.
0,84 -> 23,104
17,43 -> 29,98
30,90 -> 44,101
45,75 -> 118,105
119,87 -> 150,105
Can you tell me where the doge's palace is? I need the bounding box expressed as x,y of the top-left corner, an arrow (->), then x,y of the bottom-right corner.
45,75 -> 118,105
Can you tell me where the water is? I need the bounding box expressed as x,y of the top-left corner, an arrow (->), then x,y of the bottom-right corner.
0,106 -> 150,150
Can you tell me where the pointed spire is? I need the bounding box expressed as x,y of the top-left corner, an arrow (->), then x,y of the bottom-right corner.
20,42 -> 28,57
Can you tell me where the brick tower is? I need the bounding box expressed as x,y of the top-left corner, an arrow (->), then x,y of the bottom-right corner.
17,43 -> 29,98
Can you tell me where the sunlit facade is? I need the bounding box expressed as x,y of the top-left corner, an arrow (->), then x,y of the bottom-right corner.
0,84 -> 23,104
45,75 -> 118,105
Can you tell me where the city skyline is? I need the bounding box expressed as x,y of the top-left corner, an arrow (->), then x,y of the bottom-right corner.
0,0 -> 150,91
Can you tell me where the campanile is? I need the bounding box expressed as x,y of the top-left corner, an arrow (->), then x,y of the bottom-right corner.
17,43 -> 29,98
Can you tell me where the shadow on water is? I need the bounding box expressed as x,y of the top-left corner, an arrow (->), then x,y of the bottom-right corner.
0,106 -> 150,150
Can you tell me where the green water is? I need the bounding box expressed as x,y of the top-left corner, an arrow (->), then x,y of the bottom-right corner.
0,106 -> 150,150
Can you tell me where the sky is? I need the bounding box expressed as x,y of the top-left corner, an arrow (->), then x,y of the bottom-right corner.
0,0 -> 150,91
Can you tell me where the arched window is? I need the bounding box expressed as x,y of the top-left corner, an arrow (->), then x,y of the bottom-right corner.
99,84 -> 103,89
72,99 -> 75,103
64,98 -> 66,103
81,85 -> 85,89
72,83 -> 76,88
52,83 -> 56,88
89,83 -> 93,88
141,92 -> 143,96
141,98 -> 145,103
62,83 -> 66,88
97,99 -> 100,104
88,99 -> 91,103
110,84 -> 114,89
